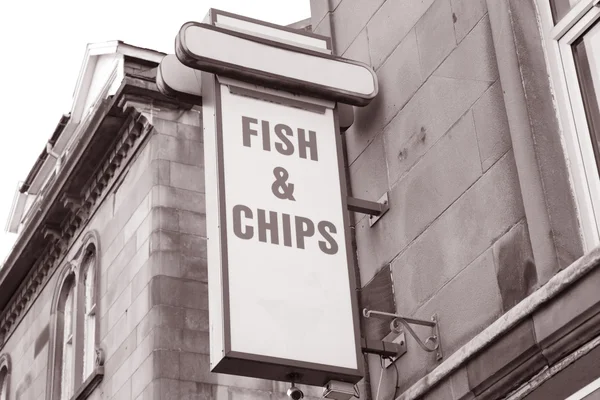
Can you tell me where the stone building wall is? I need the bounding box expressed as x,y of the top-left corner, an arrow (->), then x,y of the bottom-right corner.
311,0 -> 539,397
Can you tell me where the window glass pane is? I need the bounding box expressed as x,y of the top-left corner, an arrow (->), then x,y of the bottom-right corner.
60,287 -> 74,400
0,371 -> 6,400
573,19 -> 600,177
551,0 -> 582,23
82,257 -> 96,379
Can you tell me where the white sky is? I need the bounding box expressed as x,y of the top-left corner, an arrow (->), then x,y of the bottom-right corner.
0,0 -> 311,265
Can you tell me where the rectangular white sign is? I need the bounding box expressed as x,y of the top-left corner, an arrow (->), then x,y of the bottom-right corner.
203,75 -> 363,386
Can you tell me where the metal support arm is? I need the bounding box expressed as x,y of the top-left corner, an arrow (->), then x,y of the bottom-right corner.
347,192 -> 390,227
363,309 -> 443,360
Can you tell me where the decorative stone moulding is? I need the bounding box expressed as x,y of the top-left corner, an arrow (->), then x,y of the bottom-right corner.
0,107 -> 153,347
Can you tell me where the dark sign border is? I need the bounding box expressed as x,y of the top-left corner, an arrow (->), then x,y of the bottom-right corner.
210,78 -> 364,386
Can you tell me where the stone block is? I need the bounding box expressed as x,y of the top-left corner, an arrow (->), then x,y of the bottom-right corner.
391,151 -> 524,316
356,108 -> 482,285
424,377 -> 455,400
180,381 -> 213,400
109,225 -> 138,275
383,76 -> 492,187
152,206 -> 180,233
367,0 -> 435,69
343,28 -> 423,166
349,133 -> 388,204
174,122 -> 203,143
180,234 -> 207,259
123,192 -> 152,243
312,13 -> 334,50
104,329 -> 137,377
181,254 -> 208,283
112,377 -> 131,400
154,325 -> 183,351
185,308 -> 209,332
107,282 -> 132,332
150,134 -> 204,167
126,284 -> 150,334
103,311 -> 132,368
153,379 -> 182,400
493,220 -> 537,311
375,29 -> 422,131
416,0 -> 456,77
150,230 -> 181,253
131,353 -> 154,398
342,28 -> 371,66
451,0 -> 487,43
154,350 -> 181,381
179,210 -> 207,237
149,276 -> 208,310
179,352 -> 211,383
182,330 -> 210,354
331,0 -> 386,55
466,318 -> 540,395
148,250 -> 183,283
102,235 -> 137,313
343,93 -> 386,166
310,0 -> 331,30
155,108 -> 202,127
433,16 -> 498,82
472,80 -> 512,171
153,159 -> 171,186
534,260 -> 600,347
414,249 -> 503,355
152,185 -> 206,214
170,162 -> 205,193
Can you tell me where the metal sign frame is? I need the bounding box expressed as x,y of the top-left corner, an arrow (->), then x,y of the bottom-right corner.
202,73 -> 364,386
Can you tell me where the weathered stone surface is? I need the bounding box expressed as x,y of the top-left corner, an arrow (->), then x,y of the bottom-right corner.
391,151 -> 523,316
311,12 -> 334,49
357,111 -> 482,284
434,16 -> 498,82
451,0 -> 487,43
493,219 -> 537,311
170,162 -> 204,193
342,28 -> 371,66
310,0 -> 331,29
349,133 -> 388,205
414,249 -> 503,355
367,0 -> 435,70
472,80 -> 512,171
416,0 -> 456,77
533,262 -> 600,347
466,318 -> 542,396
376,29 -> 422,133
342,28 -> 423,165
331,0 -> 385,55
383,76 -> 492,187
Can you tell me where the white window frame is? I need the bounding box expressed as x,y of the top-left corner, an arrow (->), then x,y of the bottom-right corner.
538,0 -> 600,251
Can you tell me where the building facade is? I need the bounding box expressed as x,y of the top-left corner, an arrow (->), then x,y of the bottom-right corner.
0,0 -> 600,399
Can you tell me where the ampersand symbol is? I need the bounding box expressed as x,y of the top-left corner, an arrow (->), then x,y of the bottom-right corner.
271,167 -> 296,201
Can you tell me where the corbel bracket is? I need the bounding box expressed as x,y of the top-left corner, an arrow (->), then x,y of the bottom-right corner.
363,308 -> 443,361
42,224 -> 63,242
347,192 -> 389,227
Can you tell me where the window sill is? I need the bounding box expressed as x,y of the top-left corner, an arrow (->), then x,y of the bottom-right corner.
73,366 -> 104,400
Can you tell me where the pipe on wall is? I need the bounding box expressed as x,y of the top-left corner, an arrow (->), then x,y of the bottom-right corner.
486,0 -> 560,283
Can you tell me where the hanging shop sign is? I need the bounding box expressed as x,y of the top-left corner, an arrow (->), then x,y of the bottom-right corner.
165,8 -> 378,387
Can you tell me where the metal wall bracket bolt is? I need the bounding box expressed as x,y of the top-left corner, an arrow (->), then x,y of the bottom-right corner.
363,308 -> 443,361
346,192 -> 389,227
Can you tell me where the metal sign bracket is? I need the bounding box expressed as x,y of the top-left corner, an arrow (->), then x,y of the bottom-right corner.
363,308 -> 443,361
346,192 -> 389,227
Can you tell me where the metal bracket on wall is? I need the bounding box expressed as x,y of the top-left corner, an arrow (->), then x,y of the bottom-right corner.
363,308 -> 443,361
346,192 -> 389,227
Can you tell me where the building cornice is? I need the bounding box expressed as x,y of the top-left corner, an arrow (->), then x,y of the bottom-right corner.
0,74 -> 181,347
